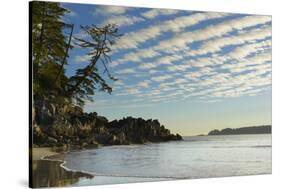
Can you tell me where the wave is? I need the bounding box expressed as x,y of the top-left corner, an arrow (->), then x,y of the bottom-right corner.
210,145 -> 271,148
39,141 -> 271,181
183,139 -> 210,142
73,172 -> 187,180
41,154 -> 95,178
41,153 -> 187,180
251,145 -> 272,148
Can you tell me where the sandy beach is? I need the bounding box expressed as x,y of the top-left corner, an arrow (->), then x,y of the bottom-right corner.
32,147 -> 59,160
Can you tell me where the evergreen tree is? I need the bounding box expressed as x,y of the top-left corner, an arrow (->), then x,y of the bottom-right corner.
31,1 -> 71,106
67,24 -> 120,106
31,2 -> 121,125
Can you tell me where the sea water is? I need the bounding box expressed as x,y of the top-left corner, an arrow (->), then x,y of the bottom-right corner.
62,134 -> 271,186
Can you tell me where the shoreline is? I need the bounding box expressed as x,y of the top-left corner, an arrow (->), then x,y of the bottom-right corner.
30,134 -> 271,187
32,142 -> 175,178
31,144 -> 173,187
32,147 -> 60,160
31,147 -> 95,187
32,147 -> 96,174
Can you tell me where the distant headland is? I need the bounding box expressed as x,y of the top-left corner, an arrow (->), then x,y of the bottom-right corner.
208,125 -> 271,135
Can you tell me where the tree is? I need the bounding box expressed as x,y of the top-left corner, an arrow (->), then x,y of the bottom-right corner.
31,1 -> 75,127
31,1 -> 72,106
66,24 -> 121,106
31,2 -> 121,125
32,2 -> 68,76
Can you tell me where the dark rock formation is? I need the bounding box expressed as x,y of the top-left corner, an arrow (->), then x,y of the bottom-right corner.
33,108 -> 182,148
107,117 -> 182,144
208,125 -> 271,135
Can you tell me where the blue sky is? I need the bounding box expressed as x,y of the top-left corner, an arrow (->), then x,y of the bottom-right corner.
61,3 -> 271,135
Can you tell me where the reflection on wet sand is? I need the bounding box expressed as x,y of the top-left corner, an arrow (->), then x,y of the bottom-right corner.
32,160 -> 94,187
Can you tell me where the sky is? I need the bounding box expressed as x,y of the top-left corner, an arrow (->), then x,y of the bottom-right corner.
61,3 -> 272,136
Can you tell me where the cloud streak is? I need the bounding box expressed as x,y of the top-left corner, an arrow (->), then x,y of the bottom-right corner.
114,12 -> 228,51
141,8 -> 179,19
70,7 -> 271,108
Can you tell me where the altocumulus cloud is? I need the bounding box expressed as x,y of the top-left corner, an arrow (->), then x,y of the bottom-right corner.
70,5 -> 271,109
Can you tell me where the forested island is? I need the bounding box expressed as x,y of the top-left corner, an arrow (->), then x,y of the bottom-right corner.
31,1 -> 182,150
208,125 -> 271,135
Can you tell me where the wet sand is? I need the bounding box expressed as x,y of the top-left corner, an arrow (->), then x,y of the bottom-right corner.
32,147 -> 59,160
31,148 -> 94,188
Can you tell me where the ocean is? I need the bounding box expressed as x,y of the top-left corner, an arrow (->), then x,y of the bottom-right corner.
61,134 -> 271,186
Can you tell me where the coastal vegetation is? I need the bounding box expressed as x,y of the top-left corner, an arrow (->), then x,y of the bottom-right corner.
31,1 -> 182,149
208,125 -> 271,135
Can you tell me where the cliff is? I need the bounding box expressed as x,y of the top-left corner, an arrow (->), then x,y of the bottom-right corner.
208,125 -> 271,135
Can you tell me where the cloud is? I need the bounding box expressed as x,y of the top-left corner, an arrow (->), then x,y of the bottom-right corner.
116,68 -> 136,74
192,56 -> 271,98
111,48 -> 160,67
133,54 -> 183,70
111,14 -> 271,72
94,5 -> 130,15
189,26 -> 271,56
122,54 -> 183,71
141,9 -> 179,19
78,11 -> 271,107
156,15 -> 271,51
138,63 -> 158,70
74,54 -> 91,63
114,12 -> 228,50
101,15 -> 144,27
155,55 -> 183,65
114,80 -> 125,86
137,81 -> 150,88
93,5 -> 142,28
167,63 -> 191,72
113,50 -> 270,104
221,51 -> 271,73
227,39 -> 271,59
151,75 -> 172,82
126,88 -> 140,95
67,9 -> 78,17
132,54 -> 184,72
149,50 -> 270,102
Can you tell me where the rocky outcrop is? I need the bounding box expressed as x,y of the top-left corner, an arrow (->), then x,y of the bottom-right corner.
108,117 -> 182,144
33,107 -> 182,148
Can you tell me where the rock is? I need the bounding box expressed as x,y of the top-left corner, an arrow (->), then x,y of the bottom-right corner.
116,132 -> 126,143
47,137 -> 58,145
70,106 -> 83,116
95,133 -> 111,144
84,143 -> 99,149
33,104 -> 183,147
81,142 -> 88,148
96,116 -> 108,127
176,134 -> 183,140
